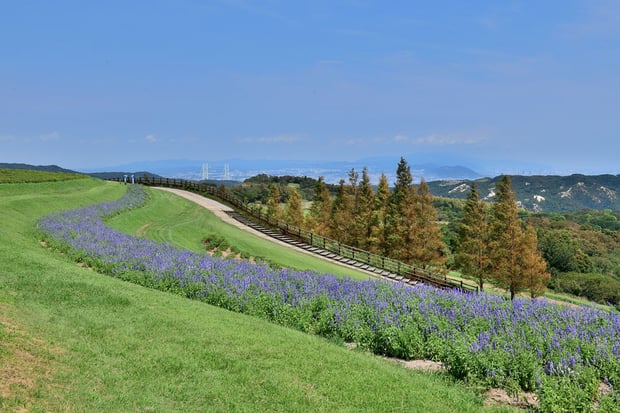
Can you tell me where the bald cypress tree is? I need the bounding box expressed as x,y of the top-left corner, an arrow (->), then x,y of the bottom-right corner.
385,157 -> 415,261
455,183 -> 491,291
355,167 -> 375,250
284,186 -> 304,228
306,176 -> 332,235
329,179 -> 355,244
266,183 -> 282,221
369,172 -> 391,254
490,175 -> 526,299
521,224 -> 551,298
409,178 -> 447,268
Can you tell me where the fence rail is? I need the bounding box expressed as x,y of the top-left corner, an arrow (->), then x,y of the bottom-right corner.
110,176 -> 478,293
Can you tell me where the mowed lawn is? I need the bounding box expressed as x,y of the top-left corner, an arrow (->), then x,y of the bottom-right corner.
106,187 -> 373,280
0,176 -> 513,412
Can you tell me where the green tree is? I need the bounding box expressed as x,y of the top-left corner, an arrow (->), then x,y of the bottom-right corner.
455,183 -> 491,291
490,175 -> 526,300
538,229 -> 593,274
284,187 -> 304,228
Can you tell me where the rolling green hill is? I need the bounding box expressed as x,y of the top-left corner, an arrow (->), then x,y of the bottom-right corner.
0,174 -> 509,412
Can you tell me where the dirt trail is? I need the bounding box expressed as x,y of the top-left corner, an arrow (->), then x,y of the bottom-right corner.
153,187 -> 378,277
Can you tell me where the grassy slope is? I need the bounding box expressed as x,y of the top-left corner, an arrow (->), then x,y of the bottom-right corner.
0,178 -> 513,412
107,187 -> 374,280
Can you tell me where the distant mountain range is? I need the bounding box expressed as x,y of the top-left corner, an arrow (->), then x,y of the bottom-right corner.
5,162 -> 620,213
428,174 -> 620,212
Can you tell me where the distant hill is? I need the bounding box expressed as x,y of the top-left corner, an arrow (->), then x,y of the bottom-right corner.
0,164 -> 166,182
0,163 -> 80,174
428,174 -> 620,212
87,171 -> 164,181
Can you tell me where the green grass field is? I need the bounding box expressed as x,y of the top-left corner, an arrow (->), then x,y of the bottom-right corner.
0,174 -> 513,412
106,187 -> 374,280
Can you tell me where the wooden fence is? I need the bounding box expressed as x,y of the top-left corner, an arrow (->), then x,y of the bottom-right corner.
111,176 -> 478,293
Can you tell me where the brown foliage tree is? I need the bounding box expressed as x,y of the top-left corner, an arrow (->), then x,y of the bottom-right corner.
455,183 -> 491,290
490,175 -> 526,299
284,186 -> 304,228
521,224 -> 551,298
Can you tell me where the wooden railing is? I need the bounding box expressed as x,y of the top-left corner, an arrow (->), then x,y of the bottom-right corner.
110,176 -> 478,293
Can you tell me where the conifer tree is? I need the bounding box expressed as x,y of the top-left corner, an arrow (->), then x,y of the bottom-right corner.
329,179 -> 355,244
490,175 -> 526,299
266,183 -> 282,221
409,178 -> 447,267
346,168 -> 361,246
521,224 -> 551,298
369,172 -> 391,254
355,167 -> 375,249
385,157 -> 414,261
284,186 -> 304,228
455,183 -> 491,290
306,176 -> 332,235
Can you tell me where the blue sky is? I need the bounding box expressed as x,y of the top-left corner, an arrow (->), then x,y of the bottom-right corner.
1,0 -> 619,175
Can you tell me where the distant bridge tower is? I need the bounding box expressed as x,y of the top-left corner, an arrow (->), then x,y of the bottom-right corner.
223,163 -> 230,180
202,164 -> 209,180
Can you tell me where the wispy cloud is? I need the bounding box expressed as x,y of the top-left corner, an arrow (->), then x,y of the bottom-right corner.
413,134 -> 484,145
0,135 -> 15,142
145,134 -> 158,143
239,134 -> 302,144
40,131 -> 60,142
343,133 -> 485,147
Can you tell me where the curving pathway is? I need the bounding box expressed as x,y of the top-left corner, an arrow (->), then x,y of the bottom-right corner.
154,187 -> 384,278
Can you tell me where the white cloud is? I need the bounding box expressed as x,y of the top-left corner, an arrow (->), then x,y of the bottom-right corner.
239,134 -> 302,144
341,132 -> 485,147
39,131 -> 60,142
413,134 -> 484,145
145,134 -> 158,143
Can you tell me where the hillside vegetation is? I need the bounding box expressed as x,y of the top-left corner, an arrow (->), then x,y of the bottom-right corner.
0,173 -> 508,412
0,168 -> 84,183
428,174 -> 620,212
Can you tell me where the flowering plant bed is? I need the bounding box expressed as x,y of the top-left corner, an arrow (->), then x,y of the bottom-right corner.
38,185 -> 620,411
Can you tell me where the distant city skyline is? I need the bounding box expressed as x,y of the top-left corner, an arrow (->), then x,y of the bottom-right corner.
2,1 -> 619,176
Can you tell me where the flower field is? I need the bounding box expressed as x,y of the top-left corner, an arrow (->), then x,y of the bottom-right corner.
38,185 -> 620,412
